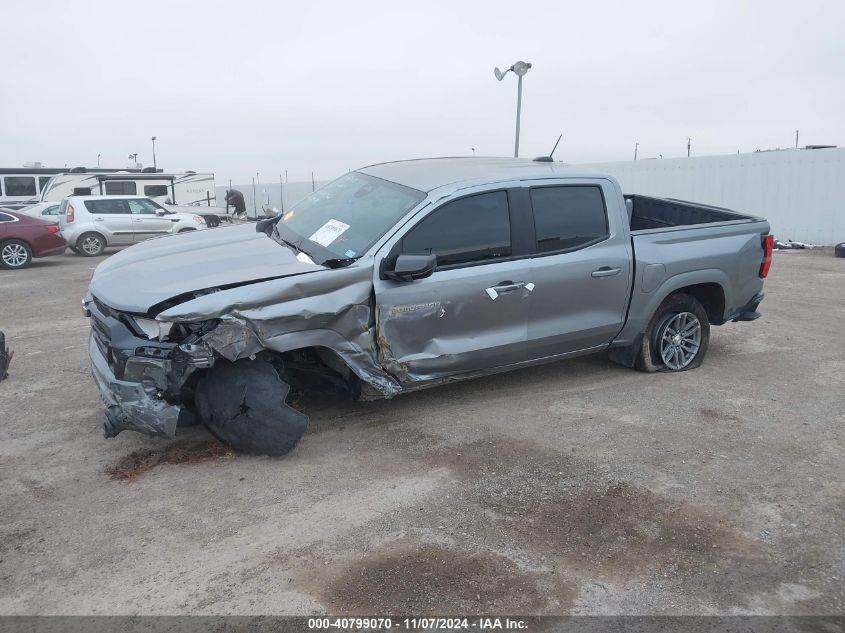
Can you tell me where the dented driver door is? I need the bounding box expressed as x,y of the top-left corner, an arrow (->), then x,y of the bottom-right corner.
373,186 -> 532,385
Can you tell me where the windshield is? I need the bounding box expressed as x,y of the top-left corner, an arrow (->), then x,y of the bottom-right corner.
276,172 -> 425,260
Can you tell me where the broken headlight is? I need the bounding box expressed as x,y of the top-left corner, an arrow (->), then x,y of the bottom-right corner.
132,318 -> 175,341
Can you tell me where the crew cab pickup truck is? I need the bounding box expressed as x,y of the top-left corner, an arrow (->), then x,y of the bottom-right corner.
83,157 -> 772,455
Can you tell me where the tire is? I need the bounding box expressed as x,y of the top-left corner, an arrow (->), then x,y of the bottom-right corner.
194,359 -> 309,456
0,240 -> 33,269
635,292 -> 710,372
205,215 -> 220,228
835,243 -> 845,258
76,232 -> 105,257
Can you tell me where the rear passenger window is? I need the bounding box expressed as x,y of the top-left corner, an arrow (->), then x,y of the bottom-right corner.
402,191 -> 511,267
85,200 -> 128,214
4,177 -> 36,196
144,185 -> 169,197
530,186 -> 608,253
104,181 -> 137,195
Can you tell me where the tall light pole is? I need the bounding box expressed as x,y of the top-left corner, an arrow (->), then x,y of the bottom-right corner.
686,136 -> 692,158
494,60 -> 532,158
634,143 -> 639,161
151,136 -> 157,171
97,153 -> 101,167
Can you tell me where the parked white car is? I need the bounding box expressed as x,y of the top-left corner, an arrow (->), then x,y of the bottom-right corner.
21,201 -> 62,220
58,195 -> 207,256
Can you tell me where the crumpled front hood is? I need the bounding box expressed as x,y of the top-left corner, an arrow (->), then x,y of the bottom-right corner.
89,224 -> 324,313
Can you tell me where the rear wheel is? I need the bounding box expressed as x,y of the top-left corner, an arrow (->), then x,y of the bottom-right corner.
77,233 -> 105,257
195,359 -> 309,456
636,293 -> 710,372
0,240 -> 33,269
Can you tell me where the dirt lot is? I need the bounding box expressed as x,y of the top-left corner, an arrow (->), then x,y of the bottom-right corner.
1,248 -> 843,615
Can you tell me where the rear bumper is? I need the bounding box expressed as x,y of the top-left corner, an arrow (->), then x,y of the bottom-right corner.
89,333 -> 182,439
34,243 -> 67,258
732,292 -> 765,322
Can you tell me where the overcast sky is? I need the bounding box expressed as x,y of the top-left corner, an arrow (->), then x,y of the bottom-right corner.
2,0 -> 843,184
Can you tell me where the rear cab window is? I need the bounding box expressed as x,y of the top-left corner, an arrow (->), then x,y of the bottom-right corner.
401,191 -> 512,267
529,185 -> 608,253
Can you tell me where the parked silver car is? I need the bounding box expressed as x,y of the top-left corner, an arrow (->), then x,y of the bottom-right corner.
83,158 -> 772,456
58,195 -> 207,256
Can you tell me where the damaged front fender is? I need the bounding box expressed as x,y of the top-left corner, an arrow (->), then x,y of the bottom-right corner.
157,264 -> 403,398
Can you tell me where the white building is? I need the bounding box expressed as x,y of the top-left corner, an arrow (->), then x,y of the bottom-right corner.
575,147 -> 844,245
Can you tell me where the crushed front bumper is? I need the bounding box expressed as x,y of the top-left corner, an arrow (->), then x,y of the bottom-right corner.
89,334 -> 183,438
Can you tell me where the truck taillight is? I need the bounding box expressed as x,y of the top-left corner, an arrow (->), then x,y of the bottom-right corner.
66,204 -> 75,223
760,234 -> 773,278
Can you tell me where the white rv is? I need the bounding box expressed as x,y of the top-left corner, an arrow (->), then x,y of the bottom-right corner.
39,171 -> 215,205
0,167 -> 76,208
38,170 -> 231,226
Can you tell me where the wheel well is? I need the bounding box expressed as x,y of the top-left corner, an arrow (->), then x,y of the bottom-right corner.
675,283 -> 725,325
77,231 -> 107,247
265,346 -> 360,397
1,237 -> 33,250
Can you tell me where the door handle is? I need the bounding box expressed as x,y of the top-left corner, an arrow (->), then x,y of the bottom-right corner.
485,281 -> 535,300
591,267 -> 621,278
494,281 -> 525,292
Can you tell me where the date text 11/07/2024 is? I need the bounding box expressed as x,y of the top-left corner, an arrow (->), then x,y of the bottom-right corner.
308,618 -> 529,630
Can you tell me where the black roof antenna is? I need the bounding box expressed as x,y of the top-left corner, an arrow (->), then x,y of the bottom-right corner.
533,134 -> 563,163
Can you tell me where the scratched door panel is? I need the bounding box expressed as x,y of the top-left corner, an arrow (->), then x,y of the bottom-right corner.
375,259 -> 530,384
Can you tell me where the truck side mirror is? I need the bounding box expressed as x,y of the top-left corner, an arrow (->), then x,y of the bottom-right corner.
383,253 -> 437,282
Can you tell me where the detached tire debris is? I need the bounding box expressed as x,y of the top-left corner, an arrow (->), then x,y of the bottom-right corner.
194,358 -> 309,457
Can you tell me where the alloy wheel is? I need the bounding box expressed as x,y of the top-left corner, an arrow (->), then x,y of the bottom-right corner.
2,243 -> 28,267
657,311 -> 702,370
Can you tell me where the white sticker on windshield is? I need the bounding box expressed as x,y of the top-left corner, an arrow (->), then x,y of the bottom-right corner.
309,219 -> 350,247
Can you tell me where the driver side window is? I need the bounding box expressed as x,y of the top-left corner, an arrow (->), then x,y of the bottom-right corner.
127,199 -> 160,215
401,191 -> 512,267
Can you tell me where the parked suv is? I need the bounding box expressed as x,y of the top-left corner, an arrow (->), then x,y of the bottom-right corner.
58,195 -> 207,256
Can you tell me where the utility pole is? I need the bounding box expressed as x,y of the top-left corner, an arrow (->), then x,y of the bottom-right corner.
634,142 -> 639,161
311,172 -> 315,192
686,136 -> 691,158
97,153 -> 101,167
280,174 -> 284,211
151,136 -> 157,171
795,129 -> 799,149
251,177 -> 257,218
493,61 -> 532,158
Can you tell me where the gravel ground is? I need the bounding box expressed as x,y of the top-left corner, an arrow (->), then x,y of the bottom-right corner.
0,248 -> 843,615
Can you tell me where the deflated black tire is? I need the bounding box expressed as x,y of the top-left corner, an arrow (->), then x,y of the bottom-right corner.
195,358 -> 309,456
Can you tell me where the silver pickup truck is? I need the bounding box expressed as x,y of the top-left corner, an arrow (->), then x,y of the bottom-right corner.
83,158 -> 772,455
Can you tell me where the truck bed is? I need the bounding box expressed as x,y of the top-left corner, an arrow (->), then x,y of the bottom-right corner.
624,194 -> 757,231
